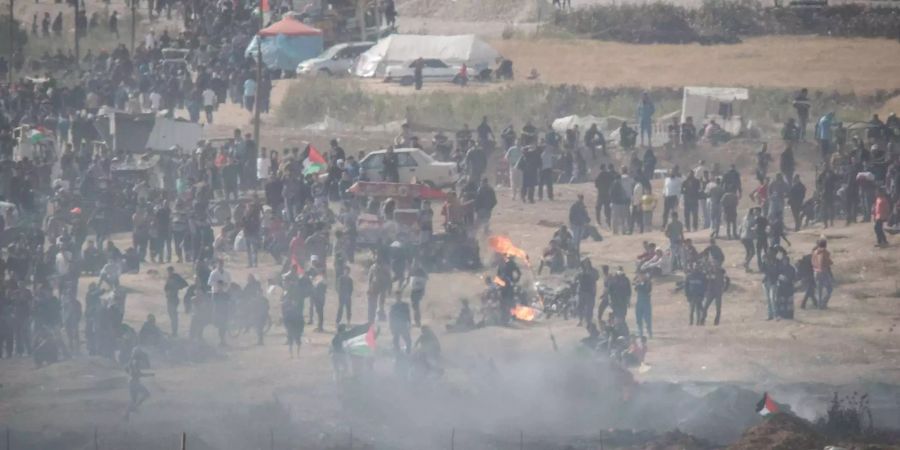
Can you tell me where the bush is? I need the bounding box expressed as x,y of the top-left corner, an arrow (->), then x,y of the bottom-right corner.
554,0 -> 900,44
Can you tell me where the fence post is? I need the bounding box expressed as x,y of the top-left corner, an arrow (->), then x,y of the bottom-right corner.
450,428 -> 455,450
181,432 -> 186,450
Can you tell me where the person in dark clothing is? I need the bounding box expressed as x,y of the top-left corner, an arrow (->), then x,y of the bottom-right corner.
754,213 -> 769,272
575,258 -> 599,326
594,164 -> 615,227
389,298 -> 412,354
519,146 -> 541,203
793,88 -> 811,140
310,269 -> 327,332
282,270 -> 308,357
845,161 -> 861,225
474,178 -> 497,234
336,265 -> 354,326
788,174 -> 806,231
797,254 -> 818,309
569,194 -> 592,256
702,267 -> 726,326
497,256 -> 521,325
164,267 -> 189,336
681,171 -> 702,231
382,146 -> 400,182
412,57 -> 424,90
684,268 -> 706,326
780,145 -> 796,181
818,167 -> 838,228
607,267 -> 631,321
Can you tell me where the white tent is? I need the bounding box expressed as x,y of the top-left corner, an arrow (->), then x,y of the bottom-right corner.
681,86 -> 749,135
352,34 -> 501,78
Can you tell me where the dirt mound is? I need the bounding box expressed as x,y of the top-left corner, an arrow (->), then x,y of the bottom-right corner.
396,0 -> 551,22
728,413 -> 826,450
678,385 -> 765,444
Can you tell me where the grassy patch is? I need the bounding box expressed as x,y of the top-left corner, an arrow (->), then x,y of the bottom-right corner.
277,78 -> 895,128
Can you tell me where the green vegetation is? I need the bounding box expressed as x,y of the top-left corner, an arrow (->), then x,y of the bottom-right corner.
277,78 -> 895,129
553,0 -> 900,44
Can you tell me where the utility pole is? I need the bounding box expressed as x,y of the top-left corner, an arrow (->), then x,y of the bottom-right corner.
130,0 -> 136,53
8,0 -> 14,83
253,0 -> 262,150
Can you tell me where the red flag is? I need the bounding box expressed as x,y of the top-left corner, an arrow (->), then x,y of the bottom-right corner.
306,144 -> 326,164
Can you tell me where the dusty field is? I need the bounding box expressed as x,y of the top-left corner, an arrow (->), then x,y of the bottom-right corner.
492,36 -> 900,93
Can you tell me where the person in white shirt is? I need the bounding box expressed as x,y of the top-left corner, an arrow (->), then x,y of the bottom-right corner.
201,88 -> 217,123
631,181 -> 645,233
207,259 -> 231,294
207,259 -> 232,346
149,90 -> 162,112
505,141 -> 523,200
257,148 -> 271,183
662,167 -> 683,228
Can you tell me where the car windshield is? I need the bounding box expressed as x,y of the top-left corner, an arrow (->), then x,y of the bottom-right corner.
319,45 -> 345,60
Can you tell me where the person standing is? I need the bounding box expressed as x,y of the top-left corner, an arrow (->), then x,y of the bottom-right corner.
684,267 -> 706,326
788,174 -> 806,231
413,57 -> 424,91
575,258 -> 599,327
594,164 -> 615,228
389,298 -> 412,354
793,89 -> 811,140
662,168 -> 683,229
569,194 -> 592,256
637,92 -> 656,147
367,255 -> 392,323
474,178 -> 497,235
633,271 -> 652,338
703,267 -> 726,326
202,87 -> 217,124
207,259 -> 232,346
505,139 -> 523,200
335,265 -> 354,326
815,112 -> 835,161
812,239 -> 833,309
538,146 -> 555,201
406,262 -> 428,327
873,187 -> 891,247
310,269 -> 327,332
164,267 -> 189,336
665,212 -> 685,271
681,170 -> 701,232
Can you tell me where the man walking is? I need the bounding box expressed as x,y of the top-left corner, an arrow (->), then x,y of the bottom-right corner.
812,240 -> 833,309
164,267 -> 189,336
569,194 -> 592,256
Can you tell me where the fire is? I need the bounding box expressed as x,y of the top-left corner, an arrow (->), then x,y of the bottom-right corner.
488,236 -> 529,262
511,304 -> 539,321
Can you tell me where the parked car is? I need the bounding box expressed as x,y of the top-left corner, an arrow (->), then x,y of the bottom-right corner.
296,41 -> 375,76
384,59 -> 461,85
359,148 -> 458,187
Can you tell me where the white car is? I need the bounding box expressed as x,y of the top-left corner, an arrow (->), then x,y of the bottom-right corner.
384,59 -> 461,85
359,148 -> 458,187
296,42 -> 375,76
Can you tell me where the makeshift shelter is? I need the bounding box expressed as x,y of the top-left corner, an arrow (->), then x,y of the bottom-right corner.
94,112 -> 202,153
246,17 -> 324,71
681,86 -> 749,135
352,34 -> 500,78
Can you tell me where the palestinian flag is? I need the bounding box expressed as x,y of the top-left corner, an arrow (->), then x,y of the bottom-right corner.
303,145 -> 327,176
343,324 -> 376,357
756,392 -> 780,416
29,127 -> 50,143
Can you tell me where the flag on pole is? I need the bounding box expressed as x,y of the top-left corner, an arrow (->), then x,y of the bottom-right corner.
303,144 -> 327,176
343,324 -> 376,357
756,392 -> 780,416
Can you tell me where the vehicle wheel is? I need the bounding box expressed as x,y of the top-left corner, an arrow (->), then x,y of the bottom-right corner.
400,76 -> 414,86
318,68 -> 332,77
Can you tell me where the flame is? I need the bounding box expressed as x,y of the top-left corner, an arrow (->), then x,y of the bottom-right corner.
511,304 -> 539,321
488,236 -> 529,262
492,276 -> 507,287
